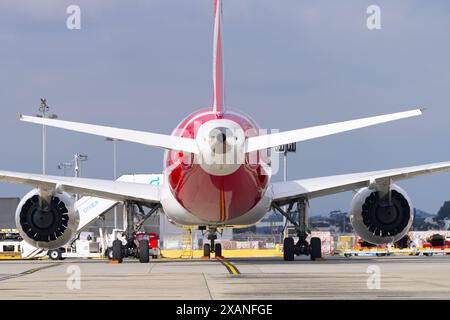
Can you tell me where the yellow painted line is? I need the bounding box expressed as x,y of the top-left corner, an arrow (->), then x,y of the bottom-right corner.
216,257 -> 240,275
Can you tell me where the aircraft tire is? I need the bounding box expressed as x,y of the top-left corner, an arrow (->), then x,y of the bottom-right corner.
310,237 -> 322,261
112,240 -> 123,262
283,237 -> 295,261
215,243 -> 222,258
139,240 -> 150,263
203,244 -> 211,258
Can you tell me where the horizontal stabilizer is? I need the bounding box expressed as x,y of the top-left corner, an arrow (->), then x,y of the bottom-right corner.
19,115 -> 199,154
246,108 -> 425,153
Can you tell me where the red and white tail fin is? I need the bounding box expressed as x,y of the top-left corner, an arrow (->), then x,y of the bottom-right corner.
212,0 -> 224,115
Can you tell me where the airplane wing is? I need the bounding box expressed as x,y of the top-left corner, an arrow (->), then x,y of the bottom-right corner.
271,161 -> 450,206
245,108 -> 424,153
0,171 -> 160,204
19,115 -> 199,154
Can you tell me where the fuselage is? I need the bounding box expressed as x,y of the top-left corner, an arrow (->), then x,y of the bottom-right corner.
162,108 -> 272,227
159,1 -> 273,227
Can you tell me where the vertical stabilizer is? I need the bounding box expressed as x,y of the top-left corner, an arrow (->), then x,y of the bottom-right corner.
212,0 -> 224,115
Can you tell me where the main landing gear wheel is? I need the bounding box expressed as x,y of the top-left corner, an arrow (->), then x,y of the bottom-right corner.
112,239 -> 123,262
310,237 -> 322,261
215,243 -> 222,258
139,240 -> 150,263
203,243 -> 211,258
283,237 -> 295,261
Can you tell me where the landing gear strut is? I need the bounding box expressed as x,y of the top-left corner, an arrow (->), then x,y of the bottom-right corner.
203,228 -> 222,258
274,199 -> 322,261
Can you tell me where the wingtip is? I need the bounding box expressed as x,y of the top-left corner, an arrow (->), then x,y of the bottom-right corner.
419,107 -> 428,114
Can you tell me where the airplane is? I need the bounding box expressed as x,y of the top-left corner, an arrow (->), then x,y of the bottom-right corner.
1,0 -> 450,262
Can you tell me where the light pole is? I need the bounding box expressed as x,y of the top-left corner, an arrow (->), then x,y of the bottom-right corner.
106,138 -> 122,229
37,98 -> 57,175
74,153 -> 88,178
105,138 -> 120,180
74,153 -> 88,200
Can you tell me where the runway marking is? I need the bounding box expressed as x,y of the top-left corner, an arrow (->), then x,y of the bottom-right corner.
202,273 -> 214,300
216,257 -> 240,275
0,262 -> 64,282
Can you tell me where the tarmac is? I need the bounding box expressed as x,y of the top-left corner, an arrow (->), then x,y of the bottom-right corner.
1,255 -> 450,299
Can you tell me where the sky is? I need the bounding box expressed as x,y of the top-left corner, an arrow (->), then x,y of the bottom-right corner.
0,0 -> 450,216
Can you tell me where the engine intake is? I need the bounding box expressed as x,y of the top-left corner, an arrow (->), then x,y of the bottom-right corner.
350,184 -> 414,245
15,189 -> 79,249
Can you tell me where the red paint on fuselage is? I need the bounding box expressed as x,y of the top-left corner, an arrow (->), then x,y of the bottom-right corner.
165,109 -> 270,223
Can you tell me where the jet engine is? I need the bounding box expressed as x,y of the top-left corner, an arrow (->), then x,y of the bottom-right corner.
350,184 -> 414,245
15,189 -> 79,249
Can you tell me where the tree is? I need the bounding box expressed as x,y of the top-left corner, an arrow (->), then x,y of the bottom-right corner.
437,201 -> 450,222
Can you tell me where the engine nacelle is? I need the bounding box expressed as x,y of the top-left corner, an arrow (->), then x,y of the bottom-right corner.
350,184 -> 414,245
15,189 -> 79,249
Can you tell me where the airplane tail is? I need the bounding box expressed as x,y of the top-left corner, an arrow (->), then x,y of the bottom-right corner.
212,0 -> 224,116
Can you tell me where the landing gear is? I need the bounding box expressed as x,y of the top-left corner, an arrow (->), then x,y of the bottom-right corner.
275,199 -> 322,261
108,201 -> 161,263
202,228 -> 222,258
